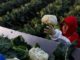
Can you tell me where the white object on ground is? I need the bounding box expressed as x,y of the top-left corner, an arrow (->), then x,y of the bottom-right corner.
6,57 -> 19,60
29,47 -> 49,60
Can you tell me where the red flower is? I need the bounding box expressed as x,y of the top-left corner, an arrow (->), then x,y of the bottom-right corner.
61,16 -> 80,47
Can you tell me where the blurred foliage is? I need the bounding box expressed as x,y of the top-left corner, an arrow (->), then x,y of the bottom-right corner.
0,36 -> 31,60
0,0 -> 80,37
0,0 -> 54,29
53,40 -> 78,60
19,18 -> 49,38
0,0 -> 30,16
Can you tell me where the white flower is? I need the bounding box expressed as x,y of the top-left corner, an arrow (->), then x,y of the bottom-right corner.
41,15 -> 58,25
6,57 -> 19,60
29,47 -> 49,60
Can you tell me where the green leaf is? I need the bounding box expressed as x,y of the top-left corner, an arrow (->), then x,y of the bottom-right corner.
0,36 -> 12,52
12,36 -> 32,50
